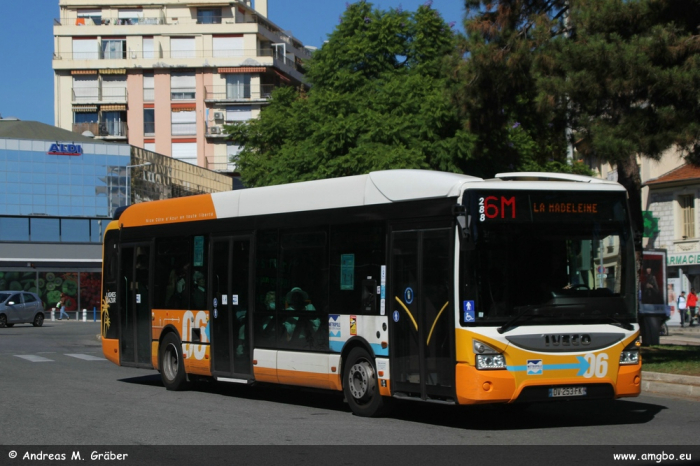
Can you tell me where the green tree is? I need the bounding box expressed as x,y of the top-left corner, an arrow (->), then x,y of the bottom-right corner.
456,0 -> 700,236
227,1 -> 474,187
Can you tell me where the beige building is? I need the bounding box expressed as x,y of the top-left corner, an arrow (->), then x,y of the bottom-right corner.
52,0 -> 310,174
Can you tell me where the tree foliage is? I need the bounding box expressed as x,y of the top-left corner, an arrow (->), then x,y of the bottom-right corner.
456,0 -> 700,233
226,1 -> 474,187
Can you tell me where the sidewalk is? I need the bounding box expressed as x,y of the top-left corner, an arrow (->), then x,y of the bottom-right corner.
643,325 -> 700,401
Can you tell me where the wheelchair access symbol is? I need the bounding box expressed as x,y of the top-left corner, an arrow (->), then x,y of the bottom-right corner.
463,301 -> 475,322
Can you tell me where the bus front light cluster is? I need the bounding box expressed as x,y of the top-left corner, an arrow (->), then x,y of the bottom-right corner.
473,340 -> 507,370
619,337 -> 641,365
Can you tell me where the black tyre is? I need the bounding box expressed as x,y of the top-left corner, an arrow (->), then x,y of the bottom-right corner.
0,314 -> 7,328
32,314 -> 44,327
343,347 -> 392,417
159,332 -> 191,391
7,323 -> 14,328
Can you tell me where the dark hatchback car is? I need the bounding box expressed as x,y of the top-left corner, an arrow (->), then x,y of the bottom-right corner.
0,291 -> 45,327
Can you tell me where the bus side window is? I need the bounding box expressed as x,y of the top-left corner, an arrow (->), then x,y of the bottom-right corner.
254,230 -> 278,348
154,237 -> 193,310
330,222 -> 385,315
278,229 -> 328,350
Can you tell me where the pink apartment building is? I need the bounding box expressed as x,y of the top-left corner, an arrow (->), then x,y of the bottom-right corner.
53,0 -> 310,174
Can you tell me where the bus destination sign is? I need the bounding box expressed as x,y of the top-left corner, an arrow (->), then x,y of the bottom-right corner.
470,191 -> 623,223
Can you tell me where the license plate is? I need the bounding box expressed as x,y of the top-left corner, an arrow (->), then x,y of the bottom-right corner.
549,387 -> 587,397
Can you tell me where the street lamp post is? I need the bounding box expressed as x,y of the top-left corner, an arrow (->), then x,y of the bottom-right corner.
125,162 -> 152,206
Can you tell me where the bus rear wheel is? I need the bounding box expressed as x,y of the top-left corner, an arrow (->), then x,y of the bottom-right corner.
343,347 -> 391,417
159,333 -> 191,391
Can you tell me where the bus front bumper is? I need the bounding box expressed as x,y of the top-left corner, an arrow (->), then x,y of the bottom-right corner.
455,363 -> 642,405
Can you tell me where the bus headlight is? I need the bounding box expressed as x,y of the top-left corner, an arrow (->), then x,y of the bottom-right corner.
473,340 -> 507,370
476,354 -> 507,370
619,337 -> 641,365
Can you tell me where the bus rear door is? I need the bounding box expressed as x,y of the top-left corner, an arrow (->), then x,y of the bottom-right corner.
210,236 -> 253,380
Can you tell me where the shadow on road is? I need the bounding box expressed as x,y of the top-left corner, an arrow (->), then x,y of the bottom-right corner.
117,373 -> 667,430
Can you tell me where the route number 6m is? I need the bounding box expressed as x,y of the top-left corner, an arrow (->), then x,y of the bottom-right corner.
583,353 -> 608,378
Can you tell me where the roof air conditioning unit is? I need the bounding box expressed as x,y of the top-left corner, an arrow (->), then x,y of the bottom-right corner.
210,126 -> 221,134
214,112 -> 224,120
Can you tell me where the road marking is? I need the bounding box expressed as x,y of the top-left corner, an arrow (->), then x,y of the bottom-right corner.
65,354 -> 106,361
14,355 -> 53,362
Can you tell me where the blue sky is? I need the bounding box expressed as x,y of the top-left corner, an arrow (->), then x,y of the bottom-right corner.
0,1 -> 465,126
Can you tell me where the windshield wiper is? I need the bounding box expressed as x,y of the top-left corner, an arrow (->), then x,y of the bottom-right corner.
497,305 -> 554,334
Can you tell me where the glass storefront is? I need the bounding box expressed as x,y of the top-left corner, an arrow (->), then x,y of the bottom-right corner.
0,270 -> 101,312
1,127 -> 233,307
0,140 -> 130,217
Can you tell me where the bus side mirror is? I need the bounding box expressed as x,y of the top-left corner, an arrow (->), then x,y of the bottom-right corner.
454,205 -> 475,251
361,279 -> 377,313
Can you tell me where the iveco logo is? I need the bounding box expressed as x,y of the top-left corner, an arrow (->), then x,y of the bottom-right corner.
544,334 -> 592,347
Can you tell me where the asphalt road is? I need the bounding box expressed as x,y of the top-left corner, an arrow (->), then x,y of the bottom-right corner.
1,321 -> 699,450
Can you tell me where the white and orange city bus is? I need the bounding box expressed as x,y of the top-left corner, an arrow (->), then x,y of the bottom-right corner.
100,169 -> 641,416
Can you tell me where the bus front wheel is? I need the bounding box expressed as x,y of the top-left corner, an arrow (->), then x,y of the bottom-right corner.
343,347 -> 391,417
159,333 -> 191,391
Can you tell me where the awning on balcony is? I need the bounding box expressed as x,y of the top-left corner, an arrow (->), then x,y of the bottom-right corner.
101,105 -> 127,111
71,70 -> 98,75
171,103 -> 196,112
274,70 -> 291,83
218,67 -> 267,74
72,105 -> 98,112
100,69 -> 127,75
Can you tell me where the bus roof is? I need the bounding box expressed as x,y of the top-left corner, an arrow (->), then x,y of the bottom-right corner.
117,169 -> 626,228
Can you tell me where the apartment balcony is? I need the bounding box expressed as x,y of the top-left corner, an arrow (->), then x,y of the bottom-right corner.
55,47 -> 275,61
204,85 -> 275,103
57,16 -> 165,27
72,88 -> 128,104
72,122 -> 128,139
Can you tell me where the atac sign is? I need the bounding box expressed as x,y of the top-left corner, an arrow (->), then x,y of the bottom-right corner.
48,143 -> 83,156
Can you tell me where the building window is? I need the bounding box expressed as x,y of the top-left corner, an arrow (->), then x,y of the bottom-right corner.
171,37 -> 195,59
172,110 -> 196,136
226,105 -> 252,122
225,74 -> 250,99
171,71 -> 196,100
172,142 -> 197,165
144,109 -> 155,135
72,38 -> 99,60
143,37 -> 155,59
102,38 -> 126,59
76,9 -> 102,26
101,111 -> 126,137
679,195 -> 695,239
214,35 -> 243,57
143,73 -> 154,101
197,8 -> 222,24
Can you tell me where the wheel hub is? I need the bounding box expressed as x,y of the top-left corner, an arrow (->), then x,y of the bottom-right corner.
348,360 -> 375,401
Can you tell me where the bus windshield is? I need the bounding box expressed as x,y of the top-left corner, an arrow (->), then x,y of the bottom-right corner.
460,189 -> 636,327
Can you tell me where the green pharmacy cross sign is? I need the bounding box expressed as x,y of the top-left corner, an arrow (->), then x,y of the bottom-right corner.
643,211 -> 659,238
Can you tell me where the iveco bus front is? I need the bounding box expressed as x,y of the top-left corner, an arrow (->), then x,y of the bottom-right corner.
455,177 -> 641,404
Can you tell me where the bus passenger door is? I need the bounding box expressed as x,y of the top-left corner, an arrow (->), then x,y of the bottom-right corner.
118,244 -> 152,367
210,236 -> 253,379
390,227 -> 455,401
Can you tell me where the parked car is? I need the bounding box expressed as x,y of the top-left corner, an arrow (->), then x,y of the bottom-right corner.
0,291 -> 45,327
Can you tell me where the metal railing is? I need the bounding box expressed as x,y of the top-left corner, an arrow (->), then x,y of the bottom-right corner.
72,88 -> 128,103
72,121 -> 128,138
55,47 -> 277,61
56,16 -> 166,26
204,84 -> 276,101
